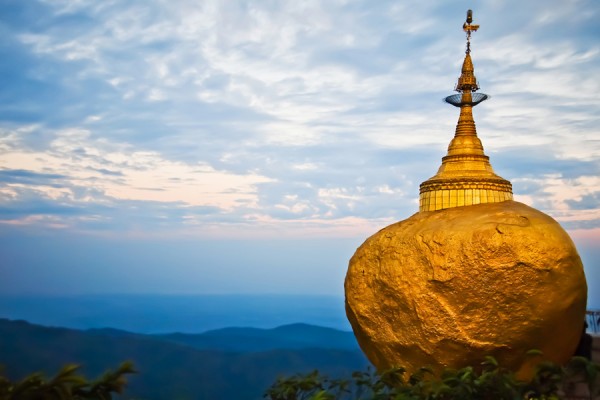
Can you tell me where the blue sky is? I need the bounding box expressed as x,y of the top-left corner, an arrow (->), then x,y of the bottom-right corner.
0,1 -> 598,305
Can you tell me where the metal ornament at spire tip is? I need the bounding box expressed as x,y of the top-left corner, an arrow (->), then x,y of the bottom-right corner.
463,9 -> 479,55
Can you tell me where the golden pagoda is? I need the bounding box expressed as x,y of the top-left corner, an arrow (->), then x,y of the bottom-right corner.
345,9 -> 587,380
419,10 -> 512,212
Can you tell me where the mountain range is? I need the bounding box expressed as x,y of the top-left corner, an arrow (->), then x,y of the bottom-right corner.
0,318 -> 369,400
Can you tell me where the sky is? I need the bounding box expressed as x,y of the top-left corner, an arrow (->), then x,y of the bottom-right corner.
0,0 -> 598,305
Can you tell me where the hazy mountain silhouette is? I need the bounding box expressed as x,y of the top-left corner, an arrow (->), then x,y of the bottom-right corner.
0,318 -> 368,400
0,294 -> 351,333
154,322 -> 359,352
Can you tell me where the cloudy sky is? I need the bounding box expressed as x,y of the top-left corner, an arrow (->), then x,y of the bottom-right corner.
0,0 -> 598,304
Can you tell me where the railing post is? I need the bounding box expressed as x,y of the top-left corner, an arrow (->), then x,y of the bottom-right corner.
586,310 -> 600,334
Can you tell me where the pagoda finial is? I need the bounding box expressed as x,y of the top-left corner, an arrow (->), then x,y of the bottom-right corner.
455,10 -> 480,94
463,9 -> 479,55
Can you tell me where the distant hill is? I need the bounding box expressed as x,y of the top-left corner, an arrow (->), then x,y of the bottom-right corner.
0,319 -> 369,400
156,322 -> 360,352
0,294 -> 351,333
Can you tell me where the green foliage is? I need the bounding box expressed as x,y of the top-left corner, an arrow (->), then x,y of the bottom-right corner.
265,355 -> 600,400
0,362 -> 135,400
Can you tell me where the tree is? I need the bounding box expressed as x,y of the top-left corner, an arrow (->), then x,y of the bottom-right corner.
0,362 -> 135,400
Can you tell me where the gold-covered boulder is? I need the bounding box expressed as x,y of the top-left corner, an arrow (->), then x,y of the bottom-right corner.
345,201 -> 587,378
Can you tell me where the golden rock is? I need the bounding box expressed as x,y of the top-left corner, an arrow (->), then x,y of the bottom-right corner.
345,201 -> 587,378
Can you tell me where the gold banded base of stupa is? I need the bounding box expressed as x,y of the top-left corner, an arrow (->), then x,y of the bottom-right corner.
419,179 -> 513,212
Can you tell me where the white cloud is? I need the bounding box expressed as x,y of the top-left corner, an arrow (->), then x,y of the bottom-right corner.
0,127 -> 272,211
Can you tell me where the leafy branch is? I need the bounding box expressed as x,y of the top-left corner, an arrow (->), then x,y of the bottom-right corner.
265,354 -> 600,400
0,362 -> 136,400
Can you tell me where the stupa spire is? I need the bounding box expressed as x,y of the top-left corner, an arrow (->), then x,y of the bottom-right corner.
419,9 -> 513,212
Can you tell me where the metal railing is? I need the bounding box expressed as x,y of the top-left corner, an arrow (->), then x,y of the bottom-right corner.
586,309 -> 600,334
